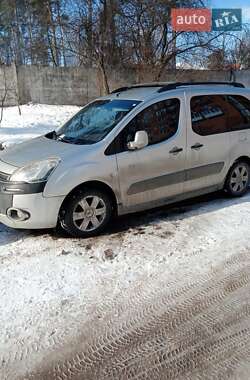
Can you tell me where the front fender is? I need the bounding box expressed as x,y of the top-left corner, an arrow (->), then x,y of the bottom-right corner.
43,158 -> 121,202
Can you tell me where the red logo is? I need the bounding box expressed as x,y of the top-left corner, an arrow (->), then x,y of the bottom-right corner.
171,8 -> 212,32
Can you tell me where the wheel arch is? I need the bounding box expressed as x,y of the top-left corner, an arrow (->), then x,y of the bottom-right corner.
226,155 -> 250,180
233,155 -> 250,166
224,156 -> 250,192
59,180 -> 118,217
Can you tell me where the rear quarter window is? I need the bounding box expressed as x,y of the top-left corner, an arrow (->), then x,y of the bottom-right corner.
226,95 -> 250,131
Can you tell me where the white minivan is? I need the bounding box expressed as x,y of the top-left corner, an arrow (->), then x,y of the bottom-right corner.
0,82 -> 249,237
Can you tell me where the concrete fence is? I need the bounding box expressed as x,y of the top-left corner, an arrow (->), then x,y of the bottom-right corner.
0,64 -> 250,107
0,65 -> 19,106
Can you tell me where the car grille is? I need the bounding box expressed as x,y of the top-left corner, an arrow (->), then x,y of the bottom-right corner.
0,171 -> 10,182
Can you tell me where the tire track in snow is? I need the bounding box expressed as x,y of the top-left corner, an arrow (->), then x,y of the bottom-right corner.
22,250 -> 250,380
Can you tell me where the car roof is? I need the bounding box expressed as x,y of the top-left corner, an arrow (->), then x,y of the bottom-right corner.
103,85 -> 163,101
102,82 -> 249,102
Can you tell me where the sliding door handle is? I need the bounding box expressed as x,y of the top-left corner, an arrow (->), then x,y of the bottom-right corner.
191,143 -> 204,150
169,147 -> 183,154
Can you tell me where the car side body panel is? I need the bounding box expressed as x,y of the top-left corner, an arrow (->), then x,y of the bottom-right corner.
184,89 -> 231,193
228,93 -> 250,165
115,94 -> 187,210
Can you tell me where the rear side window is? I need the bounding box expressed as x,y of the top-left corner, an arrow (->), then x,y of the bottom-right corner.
191,95 -> 228,135
191,94 -> 250,136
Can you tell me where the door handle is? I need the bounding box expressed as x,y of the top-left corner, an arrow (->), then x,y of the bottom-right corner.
191,143 -> 204,150
169,147 -> 183,154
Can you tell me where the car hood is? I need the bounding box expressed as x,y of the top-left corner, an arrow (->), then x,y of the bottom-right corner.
0,136 -> 94,170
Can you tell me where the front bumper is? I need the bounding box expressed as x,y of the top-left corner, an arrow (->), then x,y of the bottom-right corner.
0,192 -> 64,229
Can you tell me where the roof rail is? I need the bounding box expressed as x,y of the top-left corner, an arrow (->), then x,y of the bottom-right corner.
157,81 -> 245,93
111,86 -> 130,94
111,83 -> 164,94
111,81 -> 245,95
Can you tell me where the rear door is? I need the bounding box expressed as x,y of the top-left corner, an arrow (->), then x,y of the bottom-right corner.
113,95 -> 187,211
225,94 -> 250,162
184,93 -> 231,193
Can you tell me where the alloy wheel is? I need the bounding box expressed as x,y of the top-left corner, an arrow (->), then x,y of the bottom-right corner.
73,195 -> 107,232
230,164 -> 249,193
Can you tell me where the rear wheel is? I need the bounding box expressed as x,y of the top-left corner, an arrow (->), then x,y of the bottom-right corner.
60,189 -> 113,238
224,161 -> 249,197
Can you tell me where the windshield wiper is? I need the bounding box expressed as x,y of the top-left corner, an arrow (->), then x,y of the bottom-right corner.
71,138 -> 93,145
57,136 -> 92,145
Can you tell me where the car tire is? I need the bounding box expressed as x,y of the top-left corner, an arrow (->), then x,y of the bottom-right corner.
224,161 -> 250,197
60,189 -> 113,238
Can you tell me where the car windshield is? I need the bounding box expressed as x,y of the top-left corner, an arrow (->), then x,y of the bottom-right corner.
53,99 -> 141,145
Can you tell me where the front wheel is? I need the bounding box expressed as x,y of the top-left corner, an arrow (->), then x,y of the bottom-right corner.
60,189 -> 113,238
224,161 -> 249,197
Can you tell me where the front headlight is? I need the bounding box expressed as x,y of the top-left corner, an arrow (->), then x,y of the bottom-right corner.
10,158 -> 60,183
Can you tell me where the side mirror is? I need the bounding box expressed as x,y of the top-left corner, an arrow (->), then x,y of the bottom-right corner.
127,130 -> 149,151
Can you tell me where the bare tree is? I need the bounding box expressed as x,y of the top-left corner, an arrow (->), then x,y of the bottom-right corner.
0,0 -> 247,91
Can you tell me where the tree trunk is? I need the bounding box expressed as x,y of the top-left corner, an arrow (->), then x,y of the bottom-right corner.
98,57 -> 110,95
46,1 -> 59,66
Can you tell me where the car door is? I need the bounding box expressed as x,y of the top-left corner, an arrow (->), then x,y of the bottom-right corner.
184,92 -> 231,194
114,95 -> 187,212
225,94 -> 250,163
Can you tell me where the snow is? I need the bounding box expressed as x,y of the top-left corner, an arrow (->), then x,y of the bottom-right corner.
0,104 -> 250,378
0,103 -> 80,148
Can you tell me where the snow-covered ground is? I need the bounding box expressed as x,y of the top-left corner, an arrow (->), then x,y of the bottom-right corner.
0,104 -> 80,148
0,104 -> 250,379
